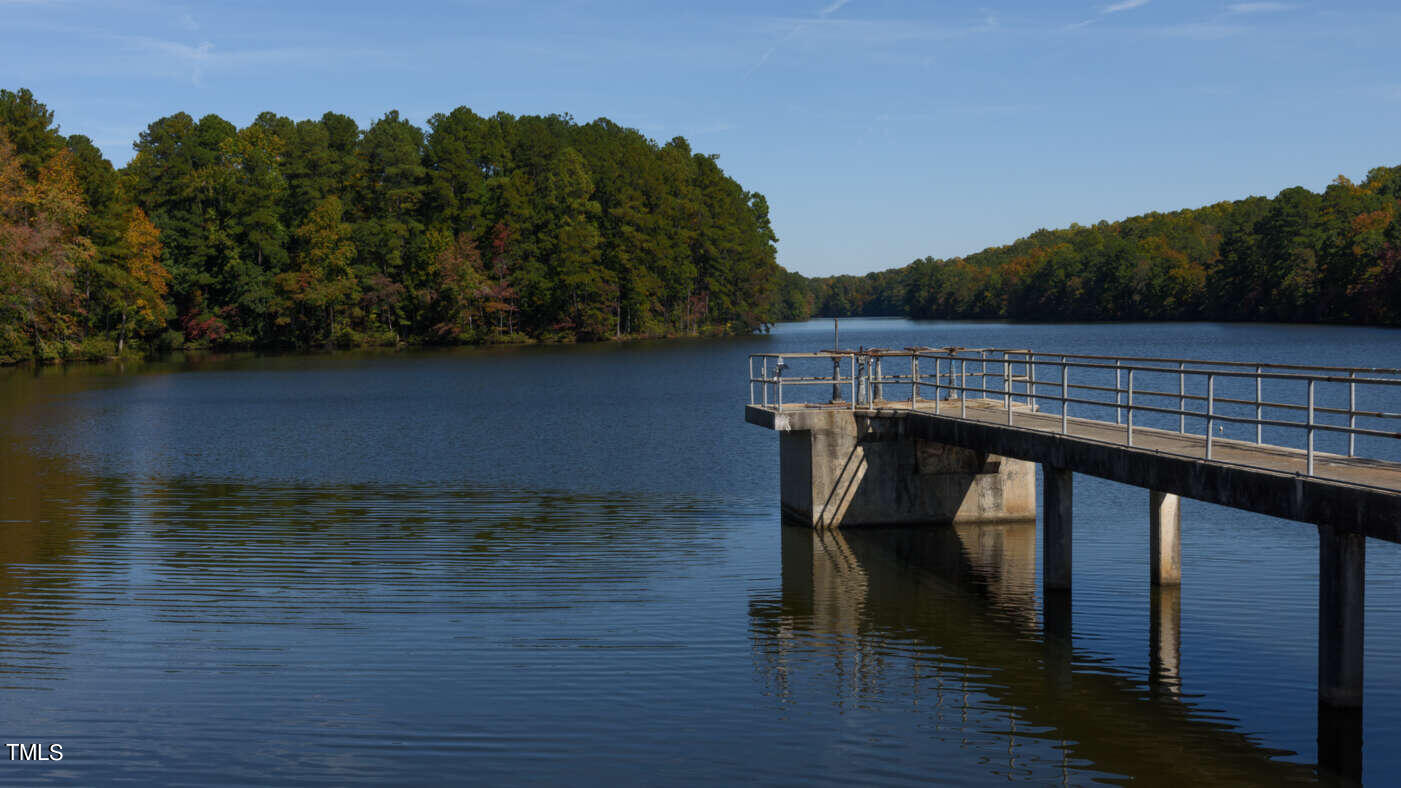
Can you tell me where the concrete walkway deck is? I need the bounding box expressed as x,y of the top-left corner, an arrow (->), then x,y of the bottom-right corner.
747,398 -> 1401,542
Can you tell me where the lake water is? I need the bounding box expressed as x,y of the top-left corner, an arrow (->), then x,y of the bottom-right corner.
0,318 -> 1398,785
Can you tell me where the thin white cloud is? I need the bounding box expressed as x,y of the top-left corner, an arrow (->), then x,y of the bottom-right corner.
1159,22 -> 1245,39
750,0 -> 857,76
1226,2 -> 1292,13
1068,0 -> 1148,30
1103,0 -> 1150,13
110,33 -> 387,86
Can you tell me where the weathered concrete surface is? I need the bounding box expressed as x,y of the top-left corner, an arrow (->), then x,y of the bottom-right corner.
1319,523 -> 1365,708
1043,465 -> 1073,591
1150,491 -> 1182,586
754,407 -> 1034,528
750,400 -> 1401,542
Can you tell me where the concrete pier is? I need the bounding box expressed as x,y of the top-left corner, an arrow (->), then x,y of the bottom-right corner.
748,343 -> 1401,781
1318,524 -> 1365,709
770,409 -> 1034,528
1149,491 -> 1181,587
1043,465 -> 1073,591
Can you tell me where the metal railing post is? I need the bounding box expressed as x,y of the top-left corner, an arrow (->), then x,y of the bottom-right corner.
850,354 -> 857,411
1256,365 -> 1263,444
1027,353 -> 1037,412
1061,362 -> 1069,434
831,356 -> 842,403
873,356 -> 882,403
1206,374 -> 1215,460
775,356 -> 783,411
960,359 -> 967,419
762,357 -> 768,406
1349,371 -> 1357,457
1307,378 -> 1316,476
1007,357 -> 1014,425
1127,368 -> 1135,446
1115,360 -> 1122,425
1178,362 -> 1185,433
912,355 -> 920,406
749,357 -> 754,405
981,351 -> 988,403
936,358 -> 944,415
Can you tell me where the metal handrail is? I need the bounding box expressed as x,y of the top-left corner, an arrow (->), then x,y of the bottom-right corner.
748,348 -> 1401,488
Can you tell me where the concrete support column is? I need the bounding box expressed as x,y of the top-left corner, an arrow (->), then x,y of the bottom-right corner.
1149,491 -> 1181,587
1317,524 -> 1365,784
1043,465 -> 1073,591
1318,524 -> 1365,709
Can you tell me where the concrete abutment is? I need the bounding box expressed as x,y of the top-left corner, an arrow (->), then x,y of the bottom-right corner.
777,410 -> 1035,529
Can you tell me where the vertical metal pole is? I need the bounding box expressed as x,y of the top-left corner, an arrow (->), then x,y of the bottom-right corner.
1061,363 -> 1069,434
1308,378 -> 1316,476
762,358 -> 768,406
1127,368 -> 1135,446
850,355 -> 856,411
1256,365 -> 1263,444
1116,361 -> 1123,425
1007,356 -> 1014,426
912,355 -> 920,407
1206,374 -> 1215,460
873,356 -> 882,403
776,356 -> 783,411
749,357 -> 754,404
960,359 -> 967,419
1349,371 -> 1357,458
1029,354 -> 1037,412
831,356 -> 841,403
1178,362 -> 1186,434
935,359 -> 943,415
981,351 -> 988,403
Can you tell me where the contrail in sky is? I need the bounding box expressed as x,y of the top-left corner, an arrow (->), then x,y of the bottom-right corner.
750,0 -> 855,76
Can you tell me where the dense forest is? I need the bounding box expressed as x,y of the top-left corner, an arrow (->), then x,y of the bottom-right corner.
0,88 -> 798,363
803,165 -> 1401,326
8,84 -> 1401,366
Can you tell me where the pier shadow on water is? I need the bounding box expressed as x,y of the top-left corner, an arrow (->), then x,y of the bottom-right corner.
749,523 -> 1352,786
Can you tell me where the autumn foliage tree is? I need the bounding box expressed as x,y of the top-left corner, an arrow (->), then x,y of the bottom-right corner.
277,195 -> 356,348
806,168 -> 1401,328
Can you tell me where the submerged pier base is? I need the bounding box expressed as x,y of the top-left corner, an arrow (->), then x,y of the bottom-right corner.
774,409 -> 1035,528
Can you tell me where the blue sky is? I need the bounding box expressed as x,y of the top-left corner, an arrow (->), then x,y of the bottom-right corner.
3,0 -> 1399,276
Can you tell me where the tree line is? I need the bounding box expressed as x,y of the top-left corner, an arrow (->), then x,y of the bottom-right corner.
798,166 -> 1401,326
0,88 -> 790,363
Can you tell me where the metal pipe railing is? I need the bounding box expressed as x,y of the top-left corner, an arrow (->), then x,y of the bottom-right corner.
748,347 -> 1401,489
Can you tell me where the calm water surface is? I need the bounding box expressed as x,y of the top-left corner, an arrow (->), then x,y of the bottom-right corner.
1,319 -> 1398,785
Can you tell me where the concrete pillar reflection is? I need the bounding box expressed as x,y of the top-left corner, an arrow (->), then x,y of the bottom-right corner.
1043,590 -> 1073,693
1148,586 -> 1181,698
